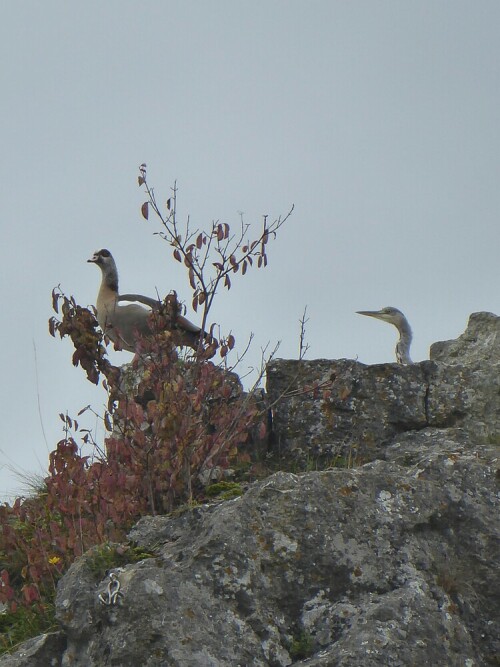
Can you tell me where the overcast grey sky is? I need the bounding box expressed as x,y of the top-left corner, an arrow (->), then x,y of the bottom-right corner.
1,1 -> 500,499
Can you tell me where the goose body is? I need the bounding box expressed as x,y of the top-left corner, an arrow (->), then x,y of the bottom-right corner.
88,249 -> 203,352
356,306 -> 413,365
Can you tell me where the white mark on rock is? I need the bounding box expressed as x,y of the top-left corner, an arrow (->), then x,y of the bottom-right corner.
144,579 -> 164,595
377,490 -> 393,511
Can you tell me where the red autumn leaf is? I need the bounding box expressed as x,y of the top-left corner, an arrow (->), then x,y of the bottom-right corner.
198,292 -> 205,305
22,584 -> 39,604
221,383 -> 232,398
227,334 -> 235,349
241,260 -> 247,275
224,275 -> 231,289
173,249 -> 182,263
196,233 -> 203,249
166,198 -> 171,210
192,296 -> 198,312
141,202 -> 149,220
138,175 -> 145,186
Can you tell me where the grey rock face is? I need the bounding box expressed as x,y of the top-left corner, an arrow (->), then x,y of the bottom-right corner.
430,311 -> 500,364
2,312 -> 499,666
0,632 -> 65,667
50,449 -> 500,666
266,358 -> 432,466
266,312 -> 500,466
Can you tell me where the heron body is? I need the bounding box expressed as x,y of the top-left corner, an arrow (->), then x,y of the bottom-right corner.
357,306 -> 413,365
88,249 -> 203,352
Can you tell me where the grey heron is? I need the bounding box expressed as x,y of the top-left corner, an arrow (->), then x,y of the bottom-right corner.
356,306 -> 413,365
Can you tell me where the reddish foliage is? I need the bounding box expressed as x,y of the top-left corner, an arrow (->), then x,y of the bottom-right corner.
2,170 -> 288,622
1,295 -> 262,615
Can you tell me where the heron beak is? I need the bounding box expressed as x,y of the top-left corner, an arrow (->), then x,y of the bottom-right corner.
356,310 -> 388,322
357,310 -> 381,317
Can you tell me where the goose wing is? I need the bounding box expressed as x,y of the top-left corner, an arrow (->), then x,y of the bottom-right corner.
118,293 -> 160,309
107,302 -> 152,350
118,294 -> 203,335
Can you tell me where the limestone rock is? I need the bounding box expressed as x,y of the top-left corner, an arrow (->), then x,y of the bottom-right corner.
430,311 -> 500,364
0,632 -> 65,667
38,445 -> 500,665
2,313 -> 499,666
266,312 -> 500,466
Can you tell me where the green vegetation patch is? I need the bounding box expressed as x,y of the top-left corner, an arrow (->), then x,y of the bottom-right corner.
86,542 -> 156,579
289,630 -> 315,659
0,602 -> 57,656
205,481 -> 243,500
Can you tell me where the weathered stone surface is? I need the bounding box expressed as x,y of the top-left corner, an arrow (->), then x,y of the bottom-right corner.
2,312 -> 499,667
38,442 -> 500,666
266,312 -> 500,466
0,632 -> 65,667
430,311 -> 500,364
266,358 -> 430,465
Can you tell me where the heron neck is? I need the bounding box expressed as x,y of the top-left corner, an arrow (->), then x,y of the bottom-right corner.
396,323 -> 412,364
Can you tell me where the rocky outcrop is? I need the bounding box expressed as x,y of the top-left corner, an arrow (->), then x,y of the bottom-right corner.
52,443 -> 498,667
0,631 -> 66,667
430,311 -> 500,364
2,313 -> 499,666
266,312 -> 500,466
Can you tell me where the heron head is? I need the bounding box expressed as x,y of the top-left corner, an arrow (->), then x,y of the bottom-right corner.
356,306 -> 407,327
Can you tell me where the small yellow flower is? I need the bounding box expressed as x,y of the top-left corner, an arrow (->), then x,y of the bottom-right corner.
48,556 -> 61,565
